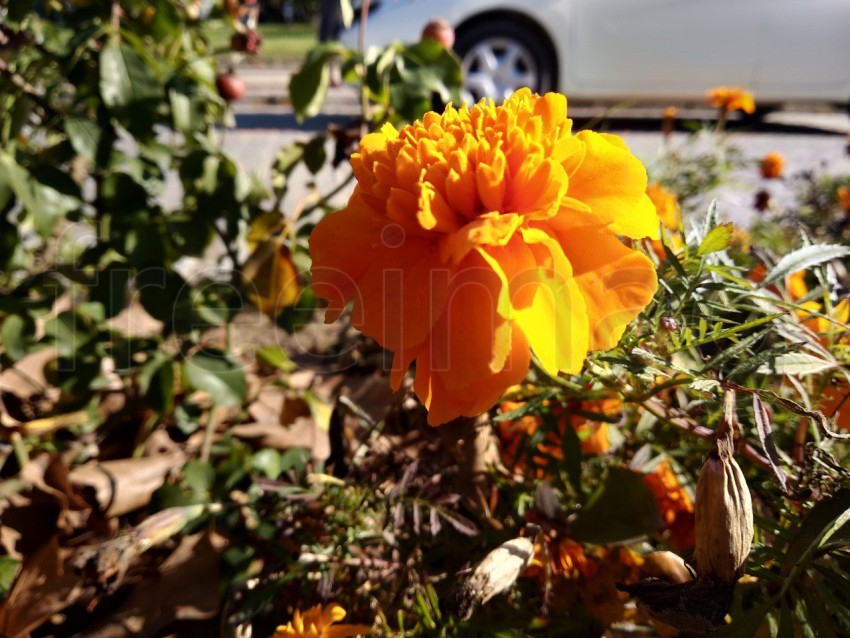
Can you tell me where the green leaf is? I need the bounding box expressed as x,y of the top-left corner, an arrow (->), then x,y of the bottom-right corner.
255,346 -> 295,372
252,449 -> 283,479
799,585 -> 838,638
289,42 -> 346,121
100,40 -> 161,108
757,352 -> 837,376
43,311 -> 95,358
65,117 -> 103,163
183,460 -> 215,498
1,313 -> 35,362
183,350 -> 246,406
568,467 -> 664,543
89,261 -> 132,318
0,555 -> 20,597
697,222 -> 734,256
340,0 -> 354,28
7,0 -> 35,22
758,244 -> 850,288
722,602 -> 772,638
137,353 -> 175,414
30,166 -> 83,236
175,401 -> 203,436
783,491 -> 850,578
302,134 -> 327,174
777,597 -> 795,638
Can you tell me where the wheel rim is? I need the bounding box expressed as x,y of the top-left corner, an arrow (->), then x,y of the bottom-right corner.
461,36 -> 539,103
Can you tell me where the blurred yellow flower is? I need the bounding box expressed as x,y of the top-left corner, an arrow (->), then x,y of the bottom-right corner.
273,603 -> 371,638
759,152 -> 784,179
706,86 -> 756,114
310,89 -> 659,425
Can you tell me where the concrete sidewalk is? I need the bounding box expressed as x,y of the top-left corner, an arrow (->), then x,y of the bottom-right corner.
233,63 -> 360,113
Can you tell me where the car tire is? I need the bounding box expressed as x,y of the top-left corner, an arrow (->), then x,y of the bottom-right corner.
454,19 -> 556,104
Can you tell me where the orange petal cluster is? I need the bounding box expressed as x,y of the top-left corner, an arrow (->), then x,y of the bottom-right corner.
498,396 -> 619,473
645,182 -> 682,260
838,186 -> 850,214
643,460 -> 695,552
784,270 -> 850,429
759,152 -> 784,179
706,86 -> 756,115
310,89 -> 659,425
272,603 -> 371,638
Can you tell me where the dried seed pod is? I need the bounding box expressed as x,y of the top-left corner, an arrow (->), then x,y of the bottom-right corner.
450,533 -> 535,620
694,431 -> 754,581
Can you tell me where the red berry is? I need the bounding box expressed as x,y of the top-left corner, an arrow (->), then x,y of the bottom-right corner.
216,73 -> 246,102
421,18 -> 455,49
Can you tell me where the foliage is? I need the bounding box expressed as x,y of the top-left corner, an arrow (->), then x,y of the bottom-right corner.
1,2 -> 850,638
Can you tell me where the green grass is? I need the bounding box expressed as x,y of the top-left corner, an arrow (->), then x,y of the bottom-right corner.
204,20 -> 318,62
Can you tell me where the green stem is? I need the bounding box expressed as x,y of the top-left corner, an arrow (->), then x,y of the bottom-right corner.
200,404 -> 220,463
10,431 -> 28,470
357,0 -> 372,135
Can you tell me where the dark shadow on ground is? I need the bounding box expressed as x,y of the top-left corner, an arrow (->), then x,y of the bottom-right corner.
234,112 -> 355,132
572,117 -> 848,137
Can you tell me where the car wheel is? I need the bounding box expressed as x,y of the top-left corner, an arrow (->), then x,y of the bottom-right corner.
454,20 -> 555,104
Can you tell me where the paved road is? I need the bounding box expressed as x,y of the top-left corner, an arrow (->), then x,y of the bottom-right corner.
211,66 -> 850,229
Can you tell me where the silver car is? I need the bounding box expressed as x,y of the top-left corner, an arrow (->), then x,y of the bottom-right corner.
343,0 -> 850,109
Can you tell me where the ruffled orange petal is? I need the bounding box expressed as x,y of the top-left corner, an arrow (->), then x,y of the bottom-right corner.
554,131 -> 657,237
352,239 -> 448,354
309,201 -> 383,322
510,228 -> 590,375
426,250 -> 512,392
416,326 -> 531,425
559,228 -> 658,351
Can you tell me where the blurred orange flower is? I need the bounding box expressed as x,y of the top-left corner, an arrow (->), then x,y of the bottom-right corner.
310,89 -> 658,425
820,382 -> 850,430
786,270 -> 850,335
759,152 -> 784,179
661,106 -> 677,137
706,86 -> 756,114
273,603 -> 371,638
498,395 -> 620,472
646,182 -> 682,260
643,460 -> 695,552
838,186 -> 850,214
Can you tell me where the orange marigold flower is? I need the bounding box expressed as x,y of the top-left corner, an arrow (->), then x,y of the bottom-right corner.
706,86 -> 756,115
646,182 -> 682,260
661,107 -> 677,137
643,461 -> 695,552
646,182 -> 679,231
759,152 -> 784,179
498,395 -> 619,472
273,603 -> 371,638
838,186 -> 850,214
528,534 -> 596,580
551,538 -> 596,579
310,89 -> 659,425
819,381 -> 850,430
786,269 -> 850,336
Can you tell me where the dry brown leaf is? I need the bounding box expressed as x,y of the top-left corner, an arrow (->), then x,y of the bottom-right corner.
81,531 -> 226,638
0,348 -> 58,403
0,535 -> 88,638
105,299 -> 164,338
69,452 -> 185,517
0,455 -> 91,557
232,415 -> 329,460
